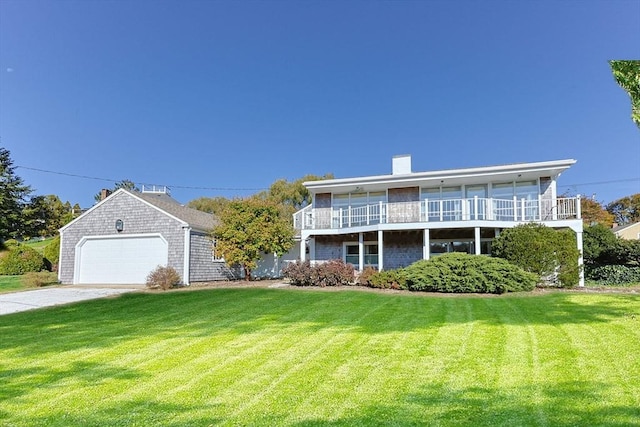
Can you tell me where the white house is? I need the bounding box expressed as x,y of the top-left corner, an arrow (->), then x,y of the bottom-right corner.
293,155 -> 584,286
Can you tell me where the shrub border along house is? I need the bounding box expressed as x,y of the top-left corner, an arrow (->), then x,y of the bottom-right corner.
284,253 -> 538,294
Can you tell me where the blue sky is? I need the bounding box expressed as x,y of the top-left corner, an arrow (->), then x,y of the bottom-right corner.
1,0 -> 639,208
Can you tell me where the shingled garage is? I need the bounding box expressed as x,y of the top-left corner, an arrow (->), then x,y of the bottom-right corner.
59,188 -> 236,285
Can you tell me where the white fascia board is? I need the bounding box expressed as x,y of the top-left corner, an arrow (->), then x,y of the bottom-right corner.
304,159 -> 577,193
59,189 -> 125,233
60,189 -> 189,233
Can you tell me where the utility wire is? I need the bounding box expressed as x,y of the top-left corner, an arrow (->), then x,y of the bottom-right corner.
16,164 -> 640,192
15,165 -> 268,191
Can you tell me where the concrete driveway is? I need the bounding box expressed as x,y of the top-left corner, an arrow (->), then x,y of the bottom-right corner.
0,286 -> 141,315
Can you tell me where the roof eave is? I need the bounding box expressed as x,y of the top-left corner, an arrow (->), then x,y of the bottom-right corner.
304,159 -> 577,193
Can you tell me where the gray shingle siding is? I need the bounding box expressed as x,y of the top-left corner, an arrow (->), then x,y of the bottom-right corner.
59,191 -> 186,284
189,232 -> 238,282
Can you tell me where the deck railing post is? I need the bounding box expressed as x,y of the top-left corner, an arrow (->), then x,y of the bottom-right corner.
473,196 -> 478,220
424,199 -> 428,222
513,196 -> 518,221
521,198 -> 526,221
576,194 -> 581,219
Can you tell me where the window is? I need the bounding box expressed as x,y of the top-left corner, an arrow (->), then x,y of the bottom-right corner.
345,245 -> 359,266
421,186 -> 463,221
344,242 -> 379,267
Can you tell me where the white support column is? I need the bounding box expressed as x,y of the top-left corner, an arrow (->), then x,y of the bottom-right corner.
475,227 -> 481,255
423,228 -> 430,260
576,194 -> 582,220
577,230 -> 584,287
183,226 -> 191,286
300,238 -> 306,262
358,232 -> 364,272
378,230 -> 384,271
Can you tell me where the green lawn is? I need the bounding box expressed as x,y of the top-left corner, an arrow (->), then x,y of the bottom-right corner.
0,275 -> 24,293
1,288 -> 639,426
22,238 -> 53,253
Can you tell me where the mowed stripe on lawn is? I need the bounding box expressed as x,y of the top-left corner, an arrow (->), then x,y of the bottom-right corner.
1,288 -> 639,426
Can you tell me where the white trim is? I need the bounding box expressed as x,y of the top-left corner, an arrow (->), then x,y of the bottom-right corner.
377,230 -> 384,271
343,240 -> 379,270
183,226 -> 191,286
73,233 -> 168,285
577,230 -> 584,287
358,233 -> 364,271
60,189 -> 189,233
423,229 -> 430,260
304,159 -> 576,193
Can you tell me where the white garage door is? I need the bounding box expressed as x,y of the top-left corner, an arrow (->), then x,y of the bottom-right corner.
76,235 -> 169,284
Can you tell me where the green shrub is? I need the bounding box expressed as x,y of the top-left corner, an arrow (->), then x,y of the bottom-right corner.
283,260 -> 354,287
583,224 -> 619,266
3,239 -> 19,248
492,223 -> 580,287
22,271 -> 59,287
358,268 -> 408,290
146,265 -> 182,290
403,253 -> 538,294
585,265 -> 640,285
0,243 -> 45,275
43,235 -> 61,272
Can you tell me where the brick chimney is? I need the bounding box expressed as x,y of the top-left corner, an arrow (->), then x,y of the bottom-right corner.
100,189 -> 112,201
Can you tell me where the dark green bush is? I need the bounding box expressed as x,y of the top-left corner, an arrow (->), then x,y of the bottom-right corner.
145,265 -> 182,290
403,253 -> 538,294
0,243 -> 45,275
43,235 -> 61,272
585,265 -> 640,285
492,223 -> 580,287
583,224 -> 619,266
283,259 -> 354,287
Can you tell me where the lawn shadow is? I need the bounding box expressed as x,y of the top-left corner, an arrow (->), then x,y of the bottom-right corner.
0,360 -> 144,401
291,380 -> 640,426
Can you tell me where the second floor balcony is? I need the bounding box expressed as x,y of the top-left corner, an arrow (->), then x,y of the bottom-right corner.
294,196 -> 581,231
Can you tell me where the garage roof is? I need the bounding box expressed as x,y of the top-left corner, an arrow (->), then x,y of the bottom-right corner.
135,190 -> 217,231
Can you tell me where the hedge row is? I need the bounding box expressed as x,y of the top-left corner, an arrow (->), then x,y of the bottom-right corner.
585,265 -> 640,285
284,254 -> 538,294
282,259 -> 355,287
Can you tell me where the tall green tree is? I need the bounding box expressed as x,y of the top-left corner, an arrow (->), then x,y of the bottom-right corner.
607,193 -> 640,225
609,60 -> 640,128
212,197 -> 294,280
0,147 -> 32,241
94,179 -> 140,202
22,195 -> 78,238
187,196 -> 231,216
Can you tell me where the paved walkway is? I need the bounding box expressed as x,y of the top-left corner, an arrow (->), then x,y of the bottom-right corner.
0,286 -> 141,315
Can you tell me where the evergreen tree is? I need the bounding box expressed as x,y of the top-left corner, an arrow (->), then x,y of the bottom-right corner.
0,147 -> 33,241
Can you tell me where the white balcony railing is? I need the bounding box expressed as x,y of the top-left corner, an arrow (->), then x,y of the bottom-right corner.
293,196 -> 581,231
